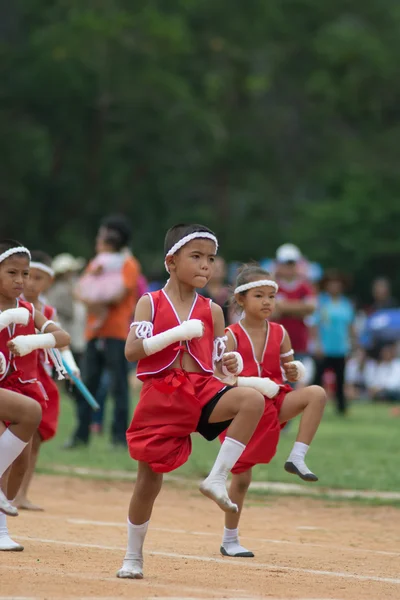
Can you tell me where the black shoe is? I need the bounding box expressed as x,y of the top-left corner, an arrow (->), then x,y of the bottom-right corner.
62,438 -> 88,450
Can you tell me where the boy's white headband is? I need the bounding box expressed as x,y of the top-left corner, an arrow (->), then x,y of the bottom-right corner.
30,261 -> 55,277
234,279 -> 279,294
164,232 -> 218,273
0,247 -> 31,265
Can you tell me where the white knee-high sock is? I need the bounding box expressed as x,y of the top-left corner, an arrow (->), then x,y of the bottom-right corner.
208,437 -> 246,482
123,519 -> 149,565
0,513 -> 8,538
0,429 -> 27,478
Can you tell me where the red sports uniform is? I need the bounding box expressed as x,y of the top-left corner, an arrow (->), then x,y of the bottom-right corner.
36,304 -> 60,441
0,299 -> 47,409
127,290 -> 231,473
219,321 -> 291,474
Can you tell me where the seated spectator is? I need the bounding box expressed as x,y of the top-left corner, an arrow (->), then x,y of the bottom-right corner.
366,343 -> 400,403
345,347 -> 375,401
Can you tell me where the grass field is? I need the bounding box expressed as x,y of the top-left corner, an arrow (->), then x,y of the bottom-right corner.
38,393 -> 399,492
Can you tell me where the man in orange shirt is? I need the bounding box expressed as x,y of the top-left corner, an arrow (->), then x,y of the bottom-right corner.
66,215 -> 140,448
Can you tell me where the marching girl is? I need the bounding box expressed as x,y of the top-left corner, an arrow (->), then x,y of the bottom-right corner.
219,264 -> 326,558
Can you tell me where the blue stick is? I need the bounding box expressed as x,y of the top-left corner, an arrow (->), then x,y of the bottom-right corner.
62,359 -> 100,411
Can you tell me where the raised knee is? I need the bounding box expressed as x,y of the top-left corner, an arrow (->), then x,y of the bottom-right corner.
24,400 -> 42,428
245,389 -> 265,416
310,385 -> 327,406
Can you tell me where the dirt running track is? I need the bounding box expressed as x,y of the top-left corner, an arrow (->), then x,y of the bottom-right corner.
0,475 -> 399,600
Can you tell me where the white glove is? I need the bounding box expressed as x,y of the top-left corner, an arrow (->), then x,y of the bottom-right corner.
287,360 -> 306,381
237,376 -> 280,398
9,333 -> 56,357
0,352 -> 6,376
0,308 -> 30,331
143,319 -> 204,356
61,349 -> 80,377
221,352 -> 244,376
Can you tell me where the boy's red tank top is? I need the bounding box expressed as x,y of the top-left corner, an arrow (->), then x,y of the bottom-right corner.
0,298 -> 39,383
226,320 -> 285,383
38,303 -> 57,366
136,290 -> 214,380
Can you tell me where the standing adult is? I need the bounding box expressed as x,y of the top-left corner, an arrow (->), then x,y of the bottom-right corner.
65,214 -> 141,448
368,277 -> 398,314
312,270 -> 355,415
273,244 -> 316,361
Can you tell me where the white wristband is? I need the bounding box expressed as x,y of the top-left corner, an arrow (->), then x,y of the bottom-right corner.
289,360 -> 306,381
0,307 -> 30,331
0,352 -> 6,376
222,352 -> 244,376
142,319 -> 203,356
10,333 -> 56,357
61,349 -> 80,375
237,376 -> 280,398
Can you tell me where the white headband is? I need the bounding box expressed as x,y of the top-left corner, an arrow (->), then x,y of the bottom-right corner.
0,247 -> 31,265
30,261 -> 55,277
234,279 -> 279,294
164,232 -> 218,273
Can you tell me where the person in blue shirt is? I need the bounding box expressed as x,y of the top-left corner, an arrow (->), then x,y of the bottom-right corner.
312,270 -> 355,415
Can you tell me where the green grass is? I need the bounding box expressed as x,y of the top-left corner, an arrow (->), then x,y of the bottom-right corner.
38,395 -> 399,492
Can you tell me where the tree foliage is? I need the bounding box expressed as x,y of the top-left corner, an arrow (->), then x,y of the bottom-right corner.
1,1 -> 400,292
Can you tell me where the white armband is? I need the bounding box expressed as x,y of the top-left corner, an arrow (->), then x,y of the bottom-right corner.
10,333 -> 56,357
0,352 -> 6,376
0,307 -> 30,331
131,321 -> 153,339
280,349 -> 294,358
61,349 -> 80,375
237,376 -> 280,398
41,320 -> 57,333
222,351 -> 243,376
213,336 -> 227,363
289,360 -> 306,381
142,319 -> 203,356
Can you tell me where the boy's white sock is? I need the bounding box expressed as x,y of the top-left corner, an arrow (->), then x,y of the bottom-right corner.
116,519 -> 149,579
199,437 -> 246,513
0,511 -> 24,551
0,429 -> 28,478
285,441 -> 318,481
220,526 -> 254,557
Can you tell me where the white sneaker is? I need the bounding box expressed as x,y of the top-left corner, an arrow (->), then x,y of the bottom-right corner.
116,560 -> 143,579
199,477 -> 238,513
0,535 -> 24,551
284,459 -> 318,482
220,541 -> 254,557
0,489 -> 18,517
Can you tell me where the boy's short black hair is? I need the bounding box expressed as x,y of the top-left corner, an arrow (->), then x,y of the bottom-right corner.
164,224 -> 216,256
30,250 -> 52,267
0,239 -> 28,257
101,214 -> 132,250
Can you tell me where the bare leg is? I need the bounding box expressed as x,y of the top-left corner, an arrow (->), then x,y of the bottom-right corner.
200,388 -> 264,513
221,469 -> 254,557
14,431 -> 43,510
279,385 -> 327,481
117,462 -> 163,580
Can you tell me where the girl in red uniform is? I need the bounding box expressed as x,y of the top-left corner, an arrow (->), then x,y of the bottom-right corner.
116,224 -> 266,580
219,264 -> 326,558
0,240 -> 70,551
14,251 -> 80,512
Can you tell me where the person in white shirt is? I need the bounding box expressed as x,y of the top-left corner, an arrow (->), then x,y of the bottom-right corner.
366,343 -> 400,402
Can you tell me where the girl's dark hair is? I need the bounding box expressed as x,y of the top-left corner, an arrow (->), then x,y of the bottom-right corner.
30,250 -> 52,267
164,223 -> 216,256
101,214 -> 132,251
232,263 -> 275,312
0,239 -> 29,260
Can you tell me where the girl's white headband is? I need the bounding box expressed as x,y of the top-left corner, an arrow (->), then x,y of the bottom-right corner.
164,232 -> 218,273
30,261 -> 55,277
234,279 -> 279,294
0,246 -> 31,265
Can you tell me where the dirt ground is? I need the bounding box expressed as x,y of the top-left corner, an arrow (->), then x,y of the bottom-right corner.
1,475 -> 400,600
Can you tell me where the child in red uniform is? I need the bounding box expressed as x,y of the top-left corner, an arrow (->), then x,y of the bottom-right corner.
0,240 -> 70,551
15,251 -> 80,511
116,224 -> 265,580
218,264 -> 327,558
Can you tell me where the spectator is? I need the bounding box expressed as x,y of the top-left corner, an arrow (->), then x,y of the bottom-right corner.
344,347 -> 374,401
202,256 -> 231,324
366,343 -> 400,403
368,277 -> 398,314
273,244 -> 316,361
312,270 -> 355,415
65,214 -> 141,449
